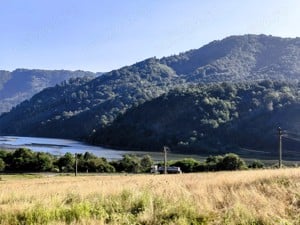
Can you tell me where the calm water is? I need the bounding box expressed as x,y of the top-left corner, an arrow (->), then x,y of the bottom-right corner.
0,136 -> 128,160
0,136 -> 206,161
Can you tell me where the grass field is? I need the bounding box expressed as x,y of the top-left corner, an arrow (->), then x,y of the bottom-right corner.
0,169 -> 300,225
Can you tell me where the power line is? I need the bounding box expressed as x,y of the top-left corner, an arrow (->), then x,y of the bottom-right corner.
282,135 -> 300,143
284,131 -> 300,137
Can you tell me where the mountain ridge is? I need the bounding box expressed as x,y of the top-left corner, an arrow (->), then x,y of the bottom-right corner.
0,69 -> 99,114
1,34 -> 300,156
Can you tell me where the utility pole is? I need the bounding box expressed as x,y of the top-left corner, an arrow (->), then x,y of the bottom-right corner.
163,146 -> 169,174
75,153 -> 78,176
278,127 -> 283,168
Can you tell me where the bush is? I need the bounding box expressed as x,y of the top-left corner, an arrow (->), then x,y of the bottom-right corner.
201,154 -> 247,171
35,152 -> 54,172
205,155 -> 224,171
170,158 -> 201,173
140,155 -> 153,172
56,152 -> 75,172
249,160 -> 264,169
86,158 -> 115,173
113,154 -> 154,173
118,154 -> 142,173
220,153 -> 247,170
0,158 -> 5,171
8,148 -> 36,172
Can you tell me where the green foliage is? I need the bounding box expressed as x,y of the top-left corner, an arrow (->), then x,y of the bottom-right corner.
112,154 -> 154,173
140,155 -> 153,172
170,158 -> 200,173
85,158 -> 115,173
169,154 -> 247,172
0,148 -> 264,173
83,152 -> 97,160
35,152 -> 54,171
249,160 -> 265,169
0,149 -> 8,159
1,148 -> 55,172
205,153 -> 247,171
76,152 -> 116,173
117,154 -> 143,173
220,153 -> 247,170
0,149 -> 117,173
206,155 -> 224,164
8,148 -> 36,172
56,152 -> 75,172
0,158 -> 5,171
95,80 -> 300,156
205,155 -> 224,171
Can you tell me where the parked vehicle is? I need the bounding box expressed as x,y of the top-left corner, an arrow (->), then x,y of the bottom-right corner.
150,165 -> 182,174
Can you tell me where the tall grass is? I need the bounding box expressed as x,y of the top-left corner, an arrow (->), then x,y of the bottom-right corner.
0,169 -> 300,224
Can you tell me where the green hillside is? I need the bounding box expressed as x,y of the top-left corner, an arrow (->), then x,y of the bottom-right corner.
0,59 -> 180,138
93,80 -> 300,158
0,69 -> 97,114
1,34 -> 300,155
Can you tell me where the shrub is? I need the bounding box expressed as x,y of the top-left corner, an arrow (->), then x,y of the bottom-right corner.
140,155 -> 153,173
170,158 -> 201,173
56,152 -> 75,172
220,153 -> 247,170
118,154 -> 142,173
0,158 -> 5,171
249,160 -> 265,169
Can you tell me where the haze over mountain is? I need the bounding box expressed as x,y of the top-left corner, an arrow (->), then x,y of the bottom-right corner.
0,69 -> 98,114
1,34 -> 300,156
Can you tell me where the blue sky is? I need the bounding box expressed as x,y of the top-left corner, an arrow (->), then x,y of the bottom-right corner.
1,0 -> 300,72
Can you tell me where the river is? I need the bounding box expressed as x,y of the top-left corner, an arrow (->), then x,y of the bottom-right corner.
0,136 -> 128,160
0,136 -> 203,161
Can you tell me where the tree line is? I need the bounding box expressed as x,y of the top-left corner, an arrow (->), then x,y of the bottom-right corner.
0,148 -> 265,173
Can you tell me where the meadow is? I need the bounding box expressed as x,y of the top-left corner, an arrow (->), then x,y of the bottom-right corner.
0,169 -> 300,225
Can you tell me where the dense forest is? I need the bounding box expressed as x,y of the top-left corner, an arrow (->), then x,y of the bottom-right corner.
0,69 -> 98,114
92,80 -> 300,157
1,35 -> 300,156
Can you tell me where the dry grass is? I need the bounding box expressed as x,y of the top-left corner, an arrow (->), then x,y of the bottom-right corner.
0,169 -> 300,224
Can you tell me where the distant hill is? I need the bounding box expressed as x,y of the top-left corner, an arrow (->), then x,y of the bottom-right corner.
0,69 -> 98,114
1,34 -> 300,156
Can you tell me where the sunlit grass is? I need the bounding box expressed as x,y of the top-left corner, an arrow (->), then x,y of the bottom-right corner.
0,169 -> 300,224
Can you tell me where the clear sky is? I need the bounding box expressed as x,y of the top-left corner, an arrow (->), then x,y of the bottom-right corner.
1,0 -> 300,72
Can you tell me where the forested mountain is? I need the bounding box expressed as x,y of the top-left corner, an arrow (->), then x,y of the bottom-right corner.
0,59 -> 181,138
162,34 -> 300,82
1,34 -> 300,155
93,80 -> 300,157
0,69 -> 98,114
